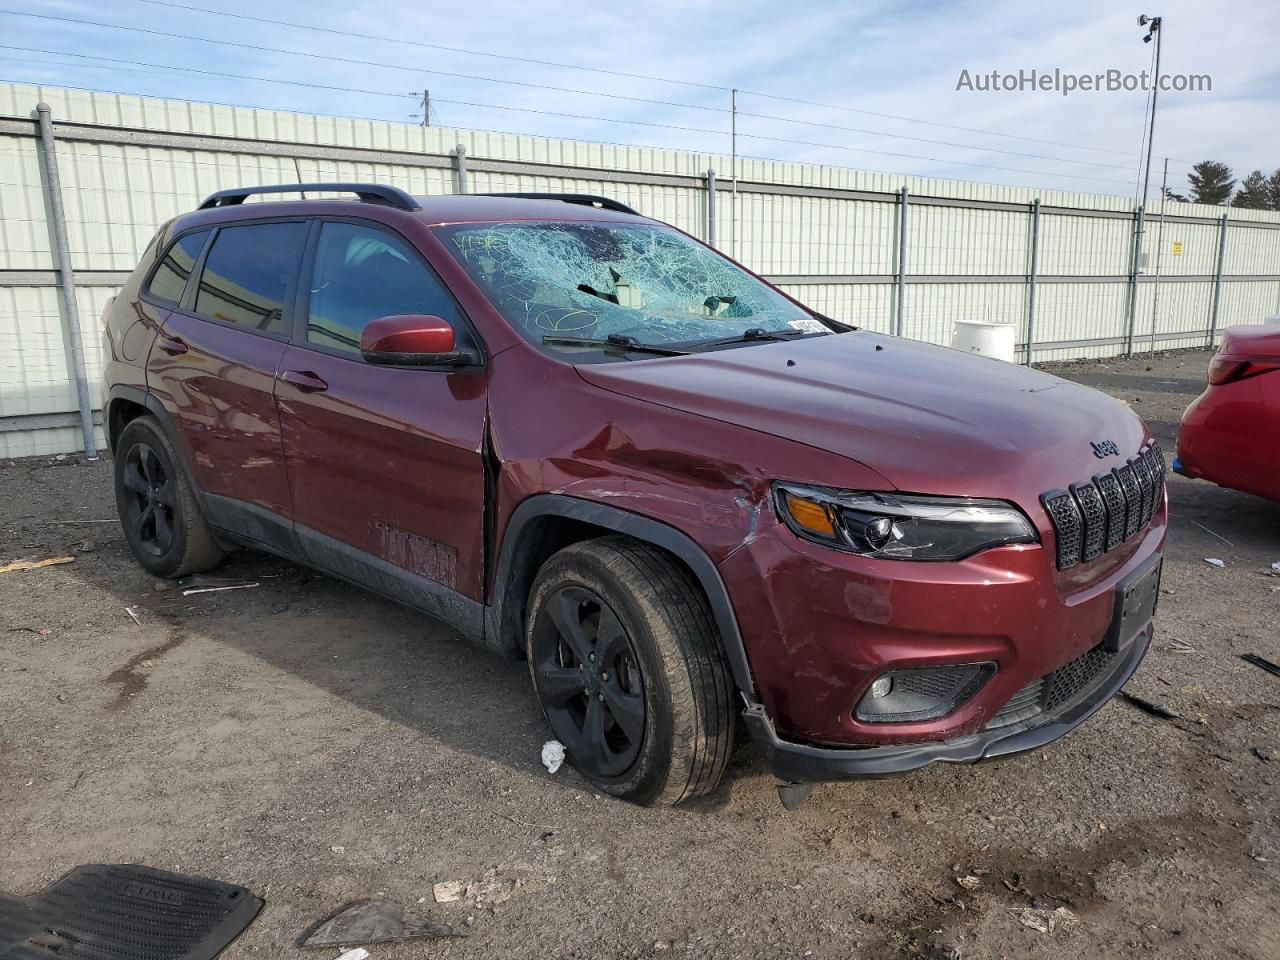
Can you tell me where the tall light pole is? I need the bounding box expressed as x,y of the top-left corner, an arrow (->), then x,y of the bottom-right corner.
1137,15 -> 1163,206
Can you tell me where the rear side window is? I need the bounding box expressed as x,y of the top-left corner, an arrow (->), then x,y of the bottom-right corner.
194,222 -> 307,335
146,230 -> 209,305
306,222 -> 462,355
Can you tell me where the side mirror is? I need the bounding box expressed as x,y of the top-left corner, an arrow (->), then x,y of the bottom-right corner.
360,314 -> 473,367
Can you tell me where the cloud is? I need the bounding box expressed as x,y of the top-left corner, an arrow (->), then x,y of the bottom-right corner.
3,0 -> 1276,197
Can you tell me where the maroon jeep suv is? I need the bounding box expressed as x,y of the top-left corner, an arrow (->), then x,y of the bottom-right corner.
102,183 -> 1166,806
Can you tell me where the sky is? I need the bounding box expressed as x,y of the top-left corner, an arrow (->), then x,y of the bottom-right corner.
1,0 -> 1277,200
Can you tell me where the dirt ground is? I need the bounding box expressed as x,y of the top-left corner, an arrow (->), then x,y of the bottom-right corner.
2,347 -> 1278,960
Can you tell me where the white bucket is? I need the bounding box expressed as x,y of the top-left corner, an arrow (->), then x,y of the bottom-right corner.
951,320 -> 1017,363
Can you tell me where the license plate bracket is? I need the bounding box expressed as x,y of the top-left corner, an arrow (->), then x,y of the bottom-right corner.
1106,554 -> 1162,653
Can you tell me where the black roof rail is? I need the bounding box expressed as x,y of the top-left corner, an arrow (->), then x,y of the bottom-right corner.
478,193 -> 641,216
197,183 -> 421,211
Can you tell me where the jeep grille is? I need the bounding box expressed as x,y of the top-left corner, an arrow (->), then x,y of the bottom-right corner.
1041,441 -> 1165,571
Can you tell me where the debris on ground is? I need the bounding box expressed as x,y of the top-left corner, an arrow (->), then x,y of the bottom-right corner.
0,556 -> 74,574
1203,558 -> 1226,568
541,739 -> 566,774
181,575 -> 260,596
1190,520 -> 1233,546
1164,638 -> 1196,654
1012,905 -> 1079,934
954,874 -> 982,891
1120,691 -> 1181,721
335,949 -> 369,960
124,607 -> 141,626
6,626 -> 50,637
432,881 -> 467,904
299,899 -> 466,949
432,864 -> 552,908
1254,748 -> 1274,763
1269,562 -> 1280,576
75,539 -> 96,553
1241,653 -> 1280,679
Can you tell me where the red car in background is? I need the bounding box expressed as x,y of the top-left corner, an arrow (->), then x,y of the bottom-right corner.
1176,325 -> 1280,503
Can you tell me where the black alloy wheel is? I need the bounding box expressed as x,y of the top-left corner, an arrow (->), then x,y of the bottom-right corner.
119,440 -> 177,557
531,585 -> 646,779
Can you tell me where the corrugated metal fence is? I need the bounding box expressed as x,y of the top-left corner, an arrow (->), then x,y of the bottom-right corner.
3,82 -> 1279,457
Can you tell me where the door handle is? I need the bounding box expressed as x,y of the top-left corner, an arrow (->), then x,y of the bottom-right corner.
157,334 -> 188,356
280,369 -> 329,393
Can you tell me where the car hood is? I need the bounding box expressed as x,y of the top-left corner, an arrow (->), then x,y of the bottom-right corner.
576,331 -> 1149,500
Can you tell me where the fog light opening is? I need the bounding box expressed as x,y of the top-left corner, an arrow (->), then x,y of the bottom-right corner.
854,662 -> 997,723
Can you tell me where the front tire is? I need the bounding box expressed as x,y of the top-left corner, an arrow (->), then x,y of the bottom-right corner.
526,536 -> 734,805
113,415 -> 224,578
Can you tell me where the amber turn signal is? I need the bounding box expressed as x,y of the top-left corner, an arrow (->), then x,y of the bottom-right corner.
782,491 -> 837,537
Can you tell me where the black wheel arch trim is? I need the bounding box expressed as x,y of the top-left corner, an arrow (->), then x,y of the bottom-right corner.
488,493 -> 759,701
106,385 -> 203,483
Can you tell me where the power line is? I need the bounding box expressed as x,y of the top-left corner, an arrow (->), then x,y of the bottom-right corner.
130,0 -> 730,92
0,37 -> 1136,174
116,0 -> 1136,161
1,10 -> 723,112
1,11 -> 1147,182
0,46 -> 417,101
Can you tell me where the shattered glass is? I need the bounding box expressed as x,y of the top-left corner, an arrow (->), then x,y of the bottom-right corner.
436,221 -> 825,352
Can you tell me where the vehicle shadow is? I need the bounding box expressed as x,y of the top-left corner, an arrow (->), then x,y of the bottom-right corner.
62,520 -> 769,808
51,458 -> 1280,818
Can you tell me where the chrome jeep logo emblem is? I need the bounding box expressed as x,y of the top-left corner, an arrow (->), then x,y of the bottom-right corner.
1090,439 -> 1120,459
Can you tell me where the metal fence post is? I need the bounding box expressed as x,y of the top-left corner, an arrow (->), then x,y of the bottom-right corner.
1025,198 -> 1041,366
895,187 -> 909,337
706,168 -> 717,247
1208,211 -> 1228,346
35,102 -> 96,458
1124,204 -> 1146,356
451,144 -> 469,194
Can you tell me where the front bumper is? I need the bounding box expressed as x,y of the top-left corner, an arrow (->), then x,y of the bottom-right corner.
744,625 -> 1150,782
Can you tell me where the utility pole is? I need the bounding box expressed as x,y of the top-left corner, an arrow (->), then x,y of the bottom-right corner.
1137,15 -> 1163,206
420,89 -> 430,127
1150,157 -> 1168,353
730,88 -> 738,258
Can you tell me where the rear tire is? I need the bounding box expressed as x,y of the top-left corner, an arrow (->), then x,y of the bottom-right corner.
526,536 -> 734,805
113,415 -> 224,578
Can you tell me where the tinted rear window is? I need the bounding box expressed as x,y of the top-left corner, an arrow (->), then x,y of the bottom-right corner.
194,222 -> 307,335
146,230 -> 209,305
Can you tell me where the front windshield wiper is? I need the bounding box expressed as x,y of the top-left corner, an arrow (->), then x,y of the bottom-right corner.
693,327 -> 818,349
541,333 -> 691,356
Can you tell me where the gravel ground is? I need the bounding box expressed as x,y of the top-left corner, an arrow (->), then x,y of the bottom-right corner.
1,347 -> 1278,959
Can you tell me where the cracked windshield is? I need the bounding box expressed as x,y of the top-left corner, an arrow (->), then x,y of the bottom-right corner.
436,221 -> 830,356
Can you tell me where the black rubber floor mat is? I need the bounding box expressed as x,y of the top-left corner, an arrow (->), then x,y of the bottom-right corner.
0,864 -> 262,960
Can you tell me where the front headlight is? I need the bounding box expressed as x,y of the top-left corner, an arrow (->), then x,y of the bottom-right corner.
774,483 -> 1038,561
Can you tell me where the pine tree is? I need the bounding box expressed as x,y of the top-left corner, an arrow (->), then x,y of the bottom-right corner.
1232,170 -> 1271,209
1186,161 -> 1235,205
1162,187 -> 1188,202
1266,169 -> 1280,212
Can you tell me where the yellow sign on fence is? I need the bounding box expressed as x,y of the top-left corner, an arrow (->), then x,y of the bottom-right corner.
1172,240 -> 1184,256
